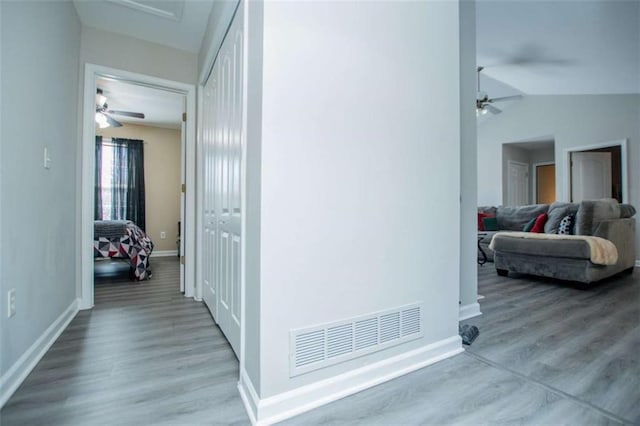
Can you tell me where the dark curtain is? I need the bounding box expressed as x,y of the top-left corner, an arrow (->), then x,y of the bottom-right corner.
116,138 -> 146,231
94,137 -> 146,230
94,136 -> 103,220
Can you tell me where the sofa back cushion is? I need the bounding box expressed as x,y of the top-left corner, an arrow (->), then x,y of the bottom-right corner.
496,204 -> 549,231
544,201 -> 579,233
575,198 -> 621,235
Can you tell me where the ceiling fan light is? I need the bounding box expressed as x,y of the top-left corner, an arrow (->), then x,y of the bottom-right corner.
95,112 -> 110,128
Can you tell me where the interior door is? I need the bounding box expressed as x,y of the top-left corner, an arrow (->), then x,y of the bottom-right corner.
180,99 -> 186,293
201,6 -> 243,357
506,160 -> 529,206
535,164 -> 555,204
571,152 -> 611,202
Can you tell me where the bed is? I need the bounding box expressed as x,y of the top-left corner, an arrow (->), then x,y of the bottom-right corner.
94,220 -> 154,280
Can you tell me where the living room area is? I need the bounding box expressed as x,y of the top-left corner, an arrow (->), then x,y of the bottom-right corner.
468,1 -> 639,423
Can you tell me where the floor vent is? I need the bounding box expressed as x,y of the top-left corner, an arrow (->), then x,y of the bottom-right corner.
290,302 -> 423,377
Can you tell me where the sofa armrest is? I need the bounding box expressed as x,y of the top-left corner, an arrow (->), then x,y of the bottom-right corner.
592,218 -> 636,268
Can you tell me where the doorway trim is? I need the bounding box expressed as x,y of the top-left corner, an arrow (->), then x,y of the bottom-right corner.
80,63 -> 197,310
563,139 -> 628,204
533,161 -> 555,204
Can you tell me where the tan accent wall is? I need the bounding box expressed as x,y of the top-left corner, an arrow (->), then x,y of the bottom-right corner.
97,124 -> 181,252
536,164 -> 556,204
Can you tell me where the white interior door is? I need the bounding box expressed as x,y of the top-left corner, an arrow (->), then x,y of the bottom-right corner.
571,152 -> 611,202
201,7 -> 243,357
507,160 -> 529,206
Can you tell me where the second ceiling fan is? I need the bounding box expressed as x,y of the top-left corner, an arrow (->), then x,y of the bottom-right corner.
476,66 -> 522,115
95,88 -> 145,128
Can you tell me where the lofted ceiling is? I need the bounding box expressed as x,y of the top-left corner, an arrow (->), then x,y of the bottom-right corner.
476,0 -> 640,96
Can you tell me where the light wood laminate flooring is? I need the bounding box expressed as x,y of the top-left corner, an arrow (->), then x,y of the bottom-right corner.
2,260 -> 638,425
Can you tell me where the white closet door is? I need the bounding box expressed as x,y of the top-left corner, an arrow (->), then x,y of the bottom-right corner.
201,5 -> 243,357
202,75 -> 217,318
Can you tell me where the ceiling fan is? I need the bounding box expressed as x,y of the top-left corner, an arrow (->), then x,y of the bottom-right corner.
476,66 -> 522,116
95,88 -> 145,128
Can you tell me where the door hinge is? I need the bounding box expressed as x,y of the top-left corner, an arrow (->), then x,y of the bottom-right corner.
181,184 -> 186,193
180,256 -> 185,265
182,112 -> 187,122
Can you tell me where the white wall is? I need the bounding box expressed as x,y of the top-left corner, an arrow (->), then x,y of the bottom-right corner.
80,26 -> 198,84
458,0 -> 480,319
255,0 -> 462,399
0,0 -> 80,387
478,94 -> 640,259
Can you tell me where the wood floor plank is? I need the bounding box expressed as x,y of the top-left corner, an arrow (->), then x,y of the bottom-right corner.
2,260 -> 637,425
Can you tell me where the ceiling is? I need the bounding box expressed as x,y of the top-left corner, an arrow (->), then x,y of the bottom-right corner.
98,78 -> 184,129
77,0 -> 638,125
477,0 -> 640,96
73,0 -> 214,53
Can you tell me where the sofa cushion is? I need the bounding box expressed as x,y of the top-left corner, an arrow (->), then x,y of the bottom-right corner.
491,234 -> 591,260
575,198 -> 621,235
620,204 -> 636,218
544,202 -> 579,233
496,204 -> 549,231
531,213 -> 548,233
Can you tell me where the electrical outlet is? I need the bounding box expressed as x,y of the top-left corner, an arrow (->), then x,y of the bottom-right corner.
43,147 -> 52,169
160,231 -> 166,239
7,289 -> 16,318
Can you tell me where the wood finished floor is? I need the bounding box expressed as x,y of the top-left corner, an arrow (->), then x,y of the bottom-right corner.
1,260 -> 638,425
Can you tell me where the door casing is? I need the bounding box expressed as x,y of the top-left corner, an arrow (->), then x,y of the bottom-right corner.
563,139 -> 628,204
80,64 -> 197,309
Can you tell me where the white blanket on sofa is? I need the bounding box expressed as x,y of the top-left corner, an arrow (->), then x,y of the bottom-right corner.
489,231 -> 618,266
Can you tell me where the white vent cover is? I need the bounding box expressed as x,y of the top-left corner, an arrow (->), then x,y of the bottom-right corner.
290,303 -> 423,377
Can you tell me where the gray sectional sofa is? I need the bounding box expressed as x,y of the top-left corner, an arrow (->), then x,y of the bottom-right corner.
478,199 -> 636,284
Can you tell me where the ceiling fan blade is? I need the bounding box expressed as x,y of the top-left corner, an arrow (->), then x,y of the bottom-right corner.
488,94 -> 523,103
104,114 -> 123,127
485,104 -> 502,115
107,110 -> 145,119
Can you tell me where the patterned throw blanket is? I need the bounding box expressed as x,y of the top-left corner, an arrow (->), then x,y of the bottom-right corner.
94,221 -> 154,280
489,231 -> 618,265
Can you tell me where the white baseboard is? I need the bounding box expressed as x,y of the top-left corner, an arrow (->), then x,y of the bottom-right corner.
0,298 -> 79,408
150,250 -> 178,258
238,336 -> 462,425
459,302 -> 482,321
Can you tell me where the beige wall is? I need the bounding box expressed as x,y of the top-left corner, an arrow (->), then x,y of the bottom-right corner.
97,124 -> 181,252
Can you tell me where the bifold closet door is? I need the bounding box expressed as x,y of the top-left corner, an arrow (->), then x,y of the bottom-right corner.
201,5 -> 244,358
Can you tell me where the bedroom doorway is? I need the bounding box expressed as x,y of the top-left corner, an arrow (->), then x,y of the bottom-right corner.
564,139 -> 628,203
80,64 -> 197,310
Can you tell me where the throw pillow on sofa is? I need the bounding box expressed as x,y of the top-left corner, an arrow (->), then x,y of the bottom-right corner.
557,214 -> 575,235
482,216 -> 499,231
522,217 -> 536,232
530,213 -> 548,233
477,213 -> 494,231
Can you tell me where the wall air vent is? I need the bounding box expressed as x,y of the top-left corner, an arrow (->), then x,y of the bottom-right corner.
290,303 -> 423,377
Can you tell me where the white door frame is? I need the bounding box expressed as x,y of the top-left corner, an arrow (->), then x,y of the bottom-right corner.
532,161 -> 555,204
563,139 -> 627,203
80,63 -> 198,309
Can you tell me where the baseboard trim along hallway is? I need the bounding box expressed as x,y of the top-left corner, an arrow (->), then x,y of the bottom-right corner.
0,298 -> 80,408
238,335 -> 463,425
150,250 -> 179,258
459,302 -> 482,321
